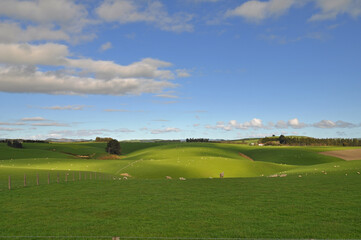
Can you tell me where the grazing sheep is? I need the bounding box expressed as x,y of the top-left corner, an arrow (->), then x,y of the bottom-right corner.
269,174 -> 278,178
280,174 -> 287,177
179,177 -> 186,181
298,175 -> 302,178
123,176 -> 128,180
357,172 -> 360,175
220,172 -> 224,178
166,176 -> 172,179
120,173 -> 131,177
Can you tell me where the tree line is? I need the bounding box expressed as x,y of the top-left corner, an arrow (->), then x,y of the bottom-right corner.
186,138 -> 209,142
260,135 -> 361,146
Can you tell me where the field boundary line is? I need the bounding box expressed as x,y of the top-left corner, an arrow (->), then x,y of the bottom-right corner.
115,159 -> 143,175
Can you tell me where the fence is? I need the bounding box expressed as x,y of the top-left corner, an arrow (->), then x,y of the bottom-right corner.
1,171 -> 115,191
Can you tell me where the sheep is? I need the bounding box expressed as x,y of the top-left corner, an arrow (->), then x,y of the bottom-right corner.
220,172 -> 224,178
166,176 -> 172,179
123,176 -> 128,180
179,177 -> 186,180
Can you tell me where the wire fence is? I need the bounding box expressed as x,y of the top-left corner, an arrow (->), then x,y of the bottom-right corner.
0,171 -> 116,191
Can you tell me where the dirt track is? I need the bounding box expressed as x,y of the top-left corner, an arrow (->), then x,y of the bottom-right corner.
320,149 -> 361,160
239,152 -> 254,161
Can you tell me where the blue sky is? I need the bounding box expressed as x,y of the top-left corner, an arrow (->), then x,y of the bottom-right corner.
0,0 -> 360,140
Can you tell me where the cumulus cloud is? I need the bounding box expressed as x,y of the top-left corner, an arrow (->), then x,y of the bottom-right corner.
287,118 -> 307,129
313,120 -> 357,128
208,117 -> 309,131
226,0 -> 361,22
0,43 -> 180,96
151,127 -> 181,134
96,0 -> 193,33
310,0 -> 361,21
0,0 -> 89,33
0,22 -> 70,43
226,0 -> 297,21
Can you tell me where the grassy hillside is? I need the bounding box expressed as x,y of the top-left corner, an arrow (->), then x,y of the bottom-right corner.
1,175 -> 360,239
1,142 -> 361,185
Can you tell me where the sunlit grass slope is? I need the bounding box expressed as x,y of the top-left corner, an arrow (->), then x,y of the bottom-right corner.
1,142 -> 361,184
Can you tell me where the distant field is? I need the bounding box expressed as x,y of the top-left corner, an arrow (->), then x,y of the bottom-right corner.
1,142 -> 361,184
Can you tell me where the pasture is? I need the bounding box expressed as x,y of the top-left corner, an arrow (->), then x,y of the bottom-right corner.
1,141 -> 361,239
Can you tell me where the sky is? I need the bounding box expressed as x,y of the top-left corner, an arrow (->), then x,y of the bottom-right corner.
0,0 -> 360,140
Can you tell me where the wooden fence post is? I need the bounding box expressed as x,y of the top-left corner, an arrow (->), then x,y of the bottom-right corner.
24,174 -> 26,187
48,173 -> 50,184
65,173 -> 68,182
57,173 -> 59,183
36,174 -> 39,186
8,176 -> 11,190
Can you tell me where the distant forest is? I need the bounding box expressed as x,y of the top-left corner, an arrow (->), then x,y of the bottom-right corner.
260,135 -> 361,146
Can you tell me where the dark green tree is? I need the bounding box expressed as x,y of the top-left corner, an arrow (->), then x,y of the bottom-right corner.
279,135 -> 286,144
106,139 -> 121,155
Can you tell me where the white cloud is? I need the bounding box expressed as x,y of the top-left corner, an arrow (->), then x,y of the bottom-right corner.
287,118 -> 307,129
0,43 -> 179,96
42,105 -> 88,110
310,0 -> 361,21
226,0 -> 361,23
0,127 -> 23,131
31,122 -> 69,127
0,43 -> 68,65
226,0 -> 297,21
313,120 -> 357,128
151,127 -> 181,134
0,0 -> 89,33
275,120 -> 288,129
0,22 -> 70,43
155,94 -> 179,99
176,69 -> 191,77
100,42 -> 112,51
104,109 -> 130,112
0,122 -> 25,126
96,0 -> 193,33
21,117 -> 46,121
50,128 -> 135,137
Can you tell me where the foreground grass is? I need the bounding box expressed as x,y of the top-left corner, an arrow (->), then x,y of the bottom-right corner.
1,175 -> 360,239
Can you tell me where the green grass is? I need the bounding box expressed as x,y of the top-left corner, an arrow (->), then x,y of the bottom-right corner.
1,141 -> 361,239
0,175 -> 360,239
1,142 -> 361,184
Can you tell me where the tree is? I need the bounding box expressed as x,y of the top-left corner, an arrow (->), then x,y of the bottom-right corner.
279,135 -> 286,144
106,139 -> 121,155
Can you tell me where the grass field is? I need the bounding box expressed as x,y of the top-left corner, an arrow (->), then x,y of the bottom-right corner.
1,141 -> 361,239
1,175 -> 361,239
